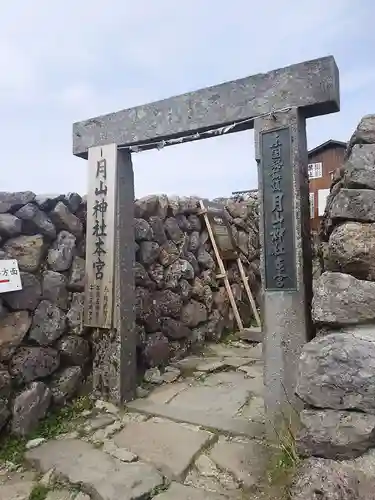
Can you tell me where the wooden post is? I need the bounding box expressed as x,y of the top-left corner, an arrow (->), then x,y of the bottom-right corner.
85,144 -> 136,404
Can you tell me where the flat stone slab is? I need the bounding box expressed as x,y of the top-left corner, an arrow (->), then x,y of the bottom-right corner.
147,382 -> 189,404
153,482 -> 229,499
209,437 -> 269,488
25,439 -> 163,500
0,479 -> 35,500
126,400 -> 264,438
206,344 -> 262,360
114,417 -> 213,479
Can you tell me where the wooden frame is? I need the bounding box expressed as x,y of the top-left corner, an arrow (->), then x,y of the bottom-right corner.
198,199 -> 262,342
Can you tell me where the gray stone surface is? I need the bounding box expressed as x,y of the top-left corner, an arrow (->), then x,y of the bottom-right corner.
26,439 -> 164,500
47,231 -> 76,272
29,300 -> 66,345
15,203 -> 56,239
209,437 -> 269,488
127,399 -> 264,438
348,114 -> 375,147
0,191 -> 35,214
255,107 -> 313,435
57,335 -> 90,366
114,417 -> 213,479
312,271 -> 375,325
0,311 -> 32,361
50,201 -> 83,238
296,331 -> 375,412
3,234 -> 45,272
11,381 -> 51,435
68,256 -> 85,292
329,189 -> 375,222
326,222 -> 375,281
0,214 -> 22,238
2,271 -> 41,310
0,479 -> 35,500
42,271 -> 69,310
50,366 -> 83,405
73,56 -> 339,156
290,457 -> 362,500
10,346 -> 60,382
297,409 -> 375,459
153,482 -> 229,499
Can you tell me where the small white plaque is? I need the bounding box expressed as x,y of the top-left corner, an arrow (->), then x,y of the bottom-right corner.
0,260 -> 22,293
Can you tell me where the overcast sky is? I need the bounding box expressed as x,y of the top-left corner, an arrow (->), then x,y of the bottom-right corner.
0,1 -> 374,199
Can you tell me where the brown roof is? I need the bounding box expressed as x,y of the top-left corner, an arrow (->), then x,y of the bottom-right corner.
308,139 -> 347,156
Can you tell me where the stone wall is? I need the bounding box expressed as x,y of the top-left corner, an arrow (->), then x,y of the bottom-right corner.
0,192 -> 260,436
293,115 -> 375,484
133,195 -> 260,370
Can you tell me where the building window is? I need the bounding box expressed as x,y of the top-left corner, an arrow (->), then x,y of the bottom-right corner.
309,192 -> 315,219
318,189 -> 330,216
308,162 -> 323,179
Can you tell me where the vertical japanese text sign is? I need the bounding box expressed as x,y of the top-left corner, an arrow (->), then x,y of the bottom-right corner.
84,144 -> 117,328
261,128 -> 297,291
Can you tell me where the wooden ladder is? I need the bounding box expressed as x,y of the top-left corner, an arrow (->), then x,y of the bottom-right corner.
198,199 -> 262,342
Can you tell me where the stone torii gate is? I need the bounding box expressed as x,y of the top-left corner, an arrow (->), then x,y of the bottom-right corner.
72,56 -> 339,428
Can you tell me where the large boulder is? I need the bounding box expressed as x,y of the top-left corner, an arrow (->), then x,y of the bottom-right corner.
296,331 -> 375,413
2,271 -> 42,311
326,223 -> 375,281
15,203 -> 56,239
290,457 -> 361,500
10,346 -> 60,382
11,382 -> 51,436
297,409 -> 375,459
181,299 -> 207,327
3,234 -> 45,272
42,270 -> 69,310
50,201 -> 83,238
0,191 -> 35,213
28,300 -> 66,345
0,311 -> 32,361
312,272 -> 375,326
143,333 -> 170,367
48,231 -> 76,272
57,335 -> 90,366
329,189 -> 375,222
68,256 -> 85,292
0,214 -> 22,238
50,366 -> 83,405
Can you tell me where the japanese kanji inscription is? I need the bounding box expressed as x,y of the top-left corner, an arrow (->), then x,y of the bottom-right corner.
261,127 -> 297,291
84,144 -> 117,328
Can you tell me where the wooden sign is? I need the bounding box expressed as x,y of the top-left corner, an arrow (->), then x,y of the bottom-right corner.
201,200 -> 237,260
84,143 -> 117,328
0,260 -> 22,293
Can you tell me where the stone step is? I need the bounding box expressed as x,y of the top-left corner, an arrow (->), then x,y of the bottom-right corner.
25,439 -> 164,500
237,327 -> 263,343
126,399 -> 265,438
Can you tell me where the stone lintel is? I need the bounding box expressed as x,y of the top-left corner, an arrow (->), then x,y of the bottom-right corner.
73,56 -> 339,158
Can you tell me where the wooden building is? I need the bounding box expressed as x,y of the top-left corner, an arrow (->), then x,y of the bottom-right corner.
308,139 -> 347,231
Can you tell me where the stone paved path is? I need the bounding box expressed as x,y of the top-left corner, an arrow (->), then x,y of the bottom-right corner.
0,340 -> 272,500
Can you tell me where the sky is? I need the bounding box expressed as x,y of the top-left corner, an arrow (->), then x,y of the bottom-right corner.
0,1 -> 374,199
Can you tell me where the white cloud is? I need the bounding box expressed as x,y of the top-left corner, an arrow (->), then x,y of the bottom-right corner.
0,0 -> 374,197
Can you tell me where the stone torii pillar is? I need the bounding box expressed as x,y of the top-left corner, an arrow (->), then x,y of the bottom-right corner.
72,56 -> 340,426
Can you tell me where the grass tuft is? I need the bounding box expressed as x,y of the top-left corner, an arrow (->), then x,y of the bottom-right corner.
0,396 -> 93,465
29,484 -> 49,500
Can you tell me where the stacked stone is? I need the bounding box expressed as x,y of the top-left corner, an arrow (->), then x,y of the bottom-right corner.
294,115 -> 375,464
0,190 -> 260,437
133,194 -> 260,368
0,192 -> 90,436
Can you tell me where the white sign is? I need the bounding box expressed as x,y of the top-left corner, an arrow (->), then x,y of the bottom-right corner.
84,143 -> 117,329
0,260 -> 22,293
